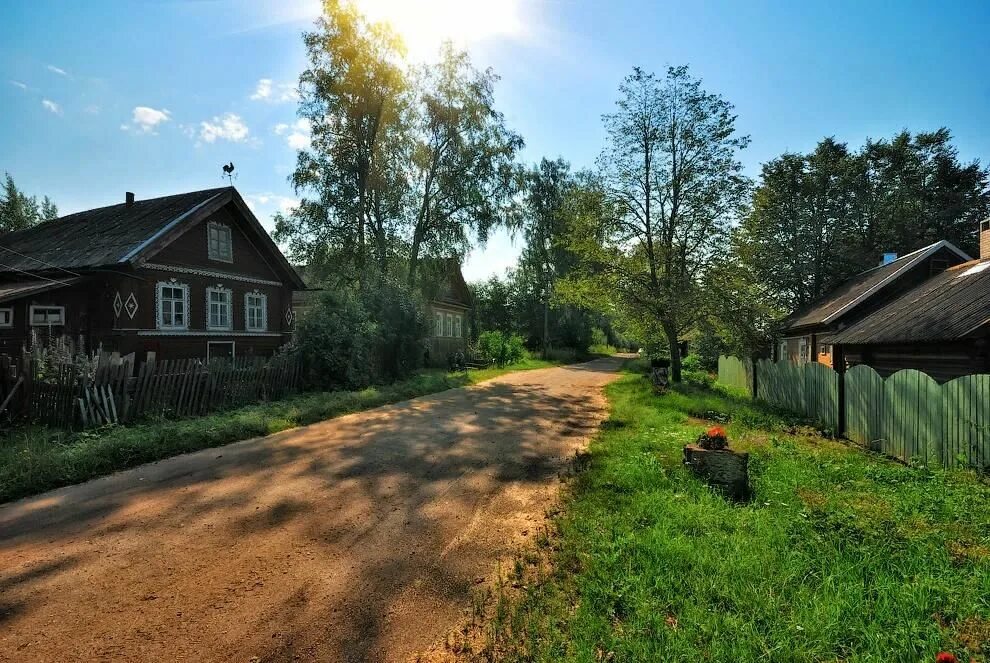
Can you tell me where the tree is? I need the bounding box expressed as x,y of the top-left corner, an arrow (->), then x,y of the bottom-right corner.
737,130 -> 990,311
275,0 -> 411,284
563,66 -> 749,381
406,43 -> 523,286
0,173 -> 58,232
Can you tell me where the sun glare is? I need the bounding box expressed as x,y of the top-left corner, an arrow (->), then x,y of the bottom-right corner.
354,0 -> 527,60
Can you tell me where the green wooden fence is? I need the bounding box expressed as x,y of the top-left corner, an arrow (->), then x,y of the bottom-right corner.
717,355 -> 753,395
717,355 -> 990,470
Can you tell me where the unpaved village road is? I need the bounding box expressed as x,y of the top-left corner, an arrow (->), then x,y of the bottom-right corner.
0,356 -> 626,662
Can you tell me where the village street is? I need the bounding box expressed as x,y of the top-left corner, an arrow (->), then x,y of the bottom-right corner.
0,356 -> 625,662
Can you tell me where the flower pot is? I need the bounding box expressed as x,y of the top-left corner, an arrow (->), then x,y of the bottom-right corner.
683,444 -> 751,501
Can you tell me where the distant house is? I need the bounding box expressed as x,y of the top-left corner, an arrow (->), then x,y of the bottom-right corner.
0,187 -> 305,360
776,240 -> 971,367
419,258 -> 472,365
828,223 -> 990,382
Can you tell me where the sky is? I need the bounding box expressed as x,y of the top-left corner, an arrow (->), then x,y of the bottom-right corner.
2,0 -> 989,282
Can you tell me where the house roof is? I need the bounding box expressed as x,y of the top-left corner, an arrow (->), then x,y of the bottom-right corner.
418,258 -> 472,308
780,240 -> 971,332
830,258 -> 990,344
0,187 -> 305,289
0,277 -> 82,304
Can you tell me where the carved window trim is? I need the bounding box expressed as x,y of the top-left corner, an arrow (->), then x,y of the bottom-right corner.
244,290 -> 268,332
156,280 -> 189,330
206,284 -> 233,331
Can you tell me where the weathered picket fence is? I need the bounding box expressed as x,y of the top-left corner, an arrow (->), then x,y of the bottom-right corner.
717,355 -> 990,470
0,351 -> 302,429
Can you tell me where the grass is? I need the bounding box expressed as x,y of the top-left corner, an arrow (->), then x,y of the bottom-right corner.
0,357 -> 564,504
473,360 -> 990,662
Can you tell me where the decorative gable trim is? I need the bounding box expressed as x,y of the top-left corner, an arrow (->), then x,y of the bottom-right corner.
142,263 -> 283,287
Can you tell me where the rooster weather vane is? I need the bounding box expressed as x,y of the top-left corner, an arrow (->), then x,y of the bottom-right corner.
222,162 -> 236,185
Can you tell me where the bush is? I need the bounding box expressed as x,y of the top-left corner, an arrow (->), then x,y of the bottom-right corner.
681,353 -> 701,372
293,280 -> 428,390
477,330 -> 527,367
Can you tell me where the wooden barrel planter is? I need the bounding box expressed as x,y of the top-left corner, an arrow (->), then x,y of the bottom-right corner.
683,426 -> 751,501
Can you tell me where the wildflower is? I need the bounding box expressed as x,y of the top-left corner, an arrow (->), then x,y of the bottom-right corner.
935,652 -> 958,663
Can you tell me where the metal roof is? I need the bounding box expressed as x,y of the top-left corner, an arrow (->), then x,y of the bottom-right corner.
830,258 -> 990,344
780,240 -> 971,331
0,277 -> 81,303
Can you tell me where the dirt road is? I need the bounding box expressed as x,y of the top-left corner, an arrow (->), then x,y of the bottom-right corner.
0,356 -> 625,662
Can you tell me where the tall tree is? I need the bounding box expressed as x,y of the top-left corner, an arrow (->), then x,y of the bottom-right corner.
562,66 -> 749,381
406,43 -> 523,286
0,173 -> 58,232
737,129 -> 990,311
275,0 -> 411,284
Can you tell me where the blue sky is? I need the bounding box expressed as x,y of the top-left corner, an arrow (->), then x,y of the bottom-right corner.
2,0 -> 989,281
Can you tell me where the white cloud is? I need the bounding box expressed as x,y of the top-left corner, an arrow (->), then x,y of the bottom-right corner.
199,113 -> 250,143
250,78 -> 298,103
47,65 -> 68,76
244,193 -> 299,215
122,106 -> 172,134
274,118 -> 311,150
41,99 -> 62,115
9,80 -> 27,90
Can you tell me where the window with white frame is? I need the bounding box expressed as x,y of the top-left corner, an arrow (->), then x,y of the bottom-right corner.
0,308 -> 12,328
778,341 -> 787,360
245,292 -> 268,332
435,311 -> 443,337
207,286 -> 233,330
798,337 -> 808,363
29,305 -> 64,326
444,313 -> 452,337
157,282 -> 189,330
207,221 -> 233,262
453,314 -> 461,338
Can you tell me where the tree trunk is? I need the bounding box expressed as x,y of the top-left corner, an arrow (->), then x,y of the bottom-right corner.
663,320 -> 682,383
542,298 -> 549,359
408,230 -> 423,288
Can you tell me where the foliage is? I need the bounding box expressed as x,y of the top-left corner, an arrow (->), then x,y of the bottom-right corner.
680,353 -> 701,372
479,372 -> 990,662
0,172 -> 58,232
292,279 -> 427,390
560,66 -> 750,382
736,130 -> 990,312
476,330 -> 527,367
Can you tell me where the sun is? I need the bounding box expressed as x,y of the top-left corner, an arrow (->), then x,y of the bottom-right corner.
354,0 -> 528,61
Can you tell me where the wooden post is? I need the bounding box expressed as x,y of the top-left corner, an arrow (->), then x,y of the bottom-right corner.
834,343 -> 846,437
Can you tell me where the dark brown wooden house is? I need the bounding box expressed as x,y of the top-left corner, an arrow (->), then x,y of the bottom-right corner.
776,240 -> 971,367
420,258 -> 472,365
0,187 -> 305,360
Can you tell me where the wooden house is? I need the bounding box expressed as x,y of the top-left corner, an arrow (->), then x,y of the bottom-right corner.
775,240 -> 971,367
419,258 -> 472,365
0,187 -> 305,360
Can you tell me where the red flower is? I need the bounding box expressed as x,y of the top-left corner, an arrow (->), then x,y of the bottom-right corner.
936,652 -> 958,663
706,426 -> 726,439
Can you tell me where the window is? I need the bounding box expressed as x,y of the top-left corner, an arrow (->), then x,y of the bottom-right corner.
157,282 -> 189,330
0,308 -> 12,328
207,341 -> 235,361
245,292 -> 268,332
435,312 -> 443,337
29,305 -> 64,326
453,314 -> 462,338
798,337 -> 808,363
444,313 -> 452,337
778,341 -> 786,360
207,286 -> 232,330
207,221 -> 233,262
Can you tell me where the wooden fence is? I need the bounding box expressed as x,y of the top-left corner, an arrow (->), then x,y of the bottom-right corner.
716,355 -> 753,395
0,351 -> 302,429
717,355 -> 990,470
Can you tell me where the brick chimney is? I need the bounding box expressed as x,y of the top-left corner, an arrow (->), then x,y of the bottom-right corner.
981,219 -> 990,259
125,191 -> 135,207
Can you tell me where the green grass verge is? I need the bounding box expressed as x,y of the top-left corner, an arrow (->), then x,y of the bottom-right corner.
0,357 -> 564,505
481,362 -> 990,662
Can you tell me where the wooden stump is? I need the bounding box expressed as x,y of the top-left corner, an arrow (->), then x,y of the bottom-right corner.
683,444 -> 751,501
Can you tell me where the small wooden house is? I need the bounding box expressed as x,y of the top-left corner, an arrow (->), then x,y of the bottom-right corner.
419,258 -> 472,365
0,187 -> 305,360
776,240 -> 971,367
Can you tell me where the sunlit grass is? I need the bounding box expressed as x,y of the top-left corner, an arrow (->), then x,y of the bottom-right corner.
479,366 -> 990,662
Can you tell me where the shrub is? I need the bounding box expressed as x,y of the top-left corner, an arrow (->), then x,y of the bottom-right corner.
681,353 -> 701,372
293,280 -> 428,390
477,330 -> 527,367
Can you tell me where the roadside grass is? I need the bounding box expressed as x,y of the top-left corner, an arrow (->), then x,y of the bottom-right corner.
0,357 -> 564,504
474,362 -> 990,662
